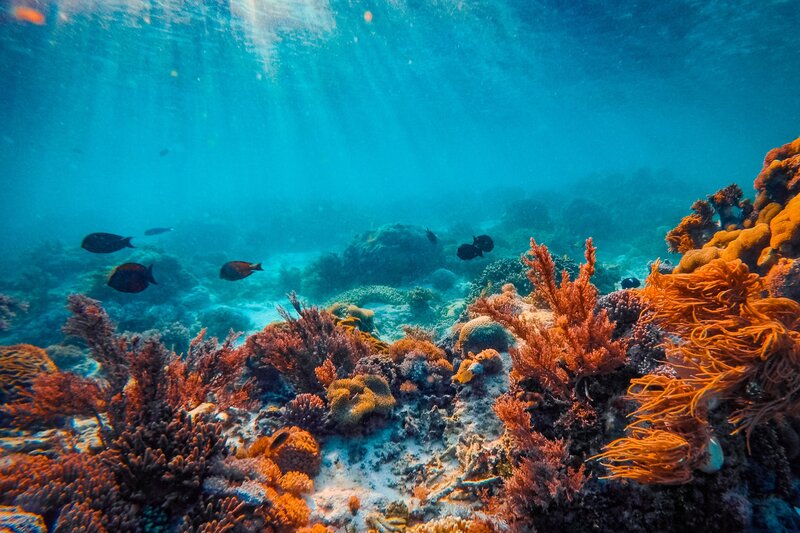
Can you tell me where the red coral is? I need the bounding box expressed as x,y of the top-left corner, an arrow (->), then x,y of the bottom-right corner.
493,395 -> 586,518
471,238 -> 625,399
167,328 -> 256,411
3,372 -> 106,429
244,293 -> 373,393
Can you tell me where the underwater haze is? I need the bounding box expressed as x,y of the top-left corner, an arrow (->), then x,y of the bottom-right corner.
2,0 -> 800,256
4,2 -> 800,531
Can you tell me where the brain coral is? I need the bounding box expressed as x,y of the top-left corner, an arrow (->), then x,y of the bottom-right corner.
454,316 -> 510,355
326,374 -> 395,429
0,344 -> 57,403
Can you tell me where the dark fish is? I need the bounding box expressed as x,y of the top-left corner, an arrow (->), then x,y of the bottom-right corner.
270,430 -> 290,449
81,233 -> 134,253
220,261 -> 263,281
472,234 -> 494,253
144,227 -> 173,236
621,277 -> 641,289
159,148 -> 170,156
108,263 -> 157,293
425,228 -> 437,244
457,243 -> 483,260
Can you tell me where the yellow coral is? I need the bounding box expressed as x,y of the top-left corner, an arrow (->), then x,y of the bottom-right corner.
453,349 -> 502,384
719,223 -> 771,269
674,247 -> 722,273
278,471 -> 314,495
769,195 -> 800,254
0,345 -> 57,403
327,374 -> 395,429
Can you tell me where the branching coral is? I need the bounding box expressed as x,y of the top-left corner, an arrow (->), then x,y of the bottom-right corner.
282,393 -> 327,433
472,238 -> 626,399
0,294 -> 258,529
493,395 -> 586,517
245,293 -> 374,394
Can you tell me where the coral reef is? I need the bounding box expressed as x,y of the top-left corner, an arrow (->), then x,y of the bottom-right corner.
0,345 -> 57,404
472,238 -> 626,399
326,374 -> 396,430
245,293 -> 374,394
0,294 -> 28,332
282,393 -> 327,434
248,426 -> 322,477
453,316 -> 510,357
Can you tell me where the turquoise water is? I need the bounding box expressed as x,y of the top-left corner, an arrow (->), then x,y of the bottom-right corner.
2,1 -> 799,256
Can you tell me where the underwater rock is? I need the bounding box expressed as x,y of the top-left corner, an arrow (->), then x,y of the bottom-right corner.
342,224 -> 446,286
429,268 -> 458,291
467,257 -> 531,302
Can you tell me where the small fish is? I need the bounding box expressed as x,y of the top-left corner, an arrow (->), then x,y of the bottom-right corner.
457,243 -> 483,260
81,233 -> 134,253
621,277 -> 641,289
108,263 -> 157,293
270,430 -> 290,449
425,228 -> 437,244
220,261 -> 263,281
472,234 -> 494,253
159,148 -> 170,156
13,6 -> 45,25
144,227 -> 173,236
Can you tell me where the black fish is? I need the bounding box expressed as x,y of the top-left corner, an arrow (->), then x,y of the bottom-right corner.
473,234 -> 494,253
621,277 -> 641,289
159,148 -> 170,156
108,263 -> 157,293
425,228 -> 437,244
457,243 -> 483,260
144,227 -> 173,236
220,261 -> 263,281
270,429 -> 290,449
81,233 -> 134,253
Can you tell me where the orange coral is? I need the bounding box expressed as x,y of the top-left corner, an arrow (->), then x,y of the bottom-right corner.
769,195 -> 800,254
453,349 -> 502,384
665,200 -> 716,253
597,257 -> 800,483
348,494 -> 360,515
248,427 -> 321,477
472,238 -> 625,398
0,345 -> 57,403
754,136 -> 800,209
387,337 -> 445,362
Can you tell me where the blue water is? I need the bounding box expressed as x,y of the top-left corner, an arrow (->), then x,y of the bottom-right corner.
0,0 -> 799,342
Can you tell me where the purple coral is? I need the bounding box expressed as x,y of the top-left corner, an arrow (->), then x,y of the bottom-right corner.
282,393 -> 327,433
596,290 -> 644,336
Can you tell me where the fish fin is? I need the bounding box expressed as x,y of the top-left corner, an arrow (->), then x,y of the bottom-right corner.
123,237 -> 135,248
478,249 -> 484,257
252,263 -> 263,271
146,265 -> 158,285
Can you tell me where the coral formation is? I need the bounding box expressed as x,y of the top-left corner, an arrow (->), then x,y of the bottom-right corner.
453,316 -> 510,356
0,344 -> 57,404
472,238 -> 626,399
282,393 -> 327,433
326,374 -> 396,430
245,293 -> 374,394
248,426 -> 322,477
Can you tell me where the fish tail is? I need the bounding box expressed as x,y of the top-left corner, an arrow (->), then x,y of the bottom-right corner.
252,263 -> 263,271
147,265 -> 158,284
123,237 -> 135,248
